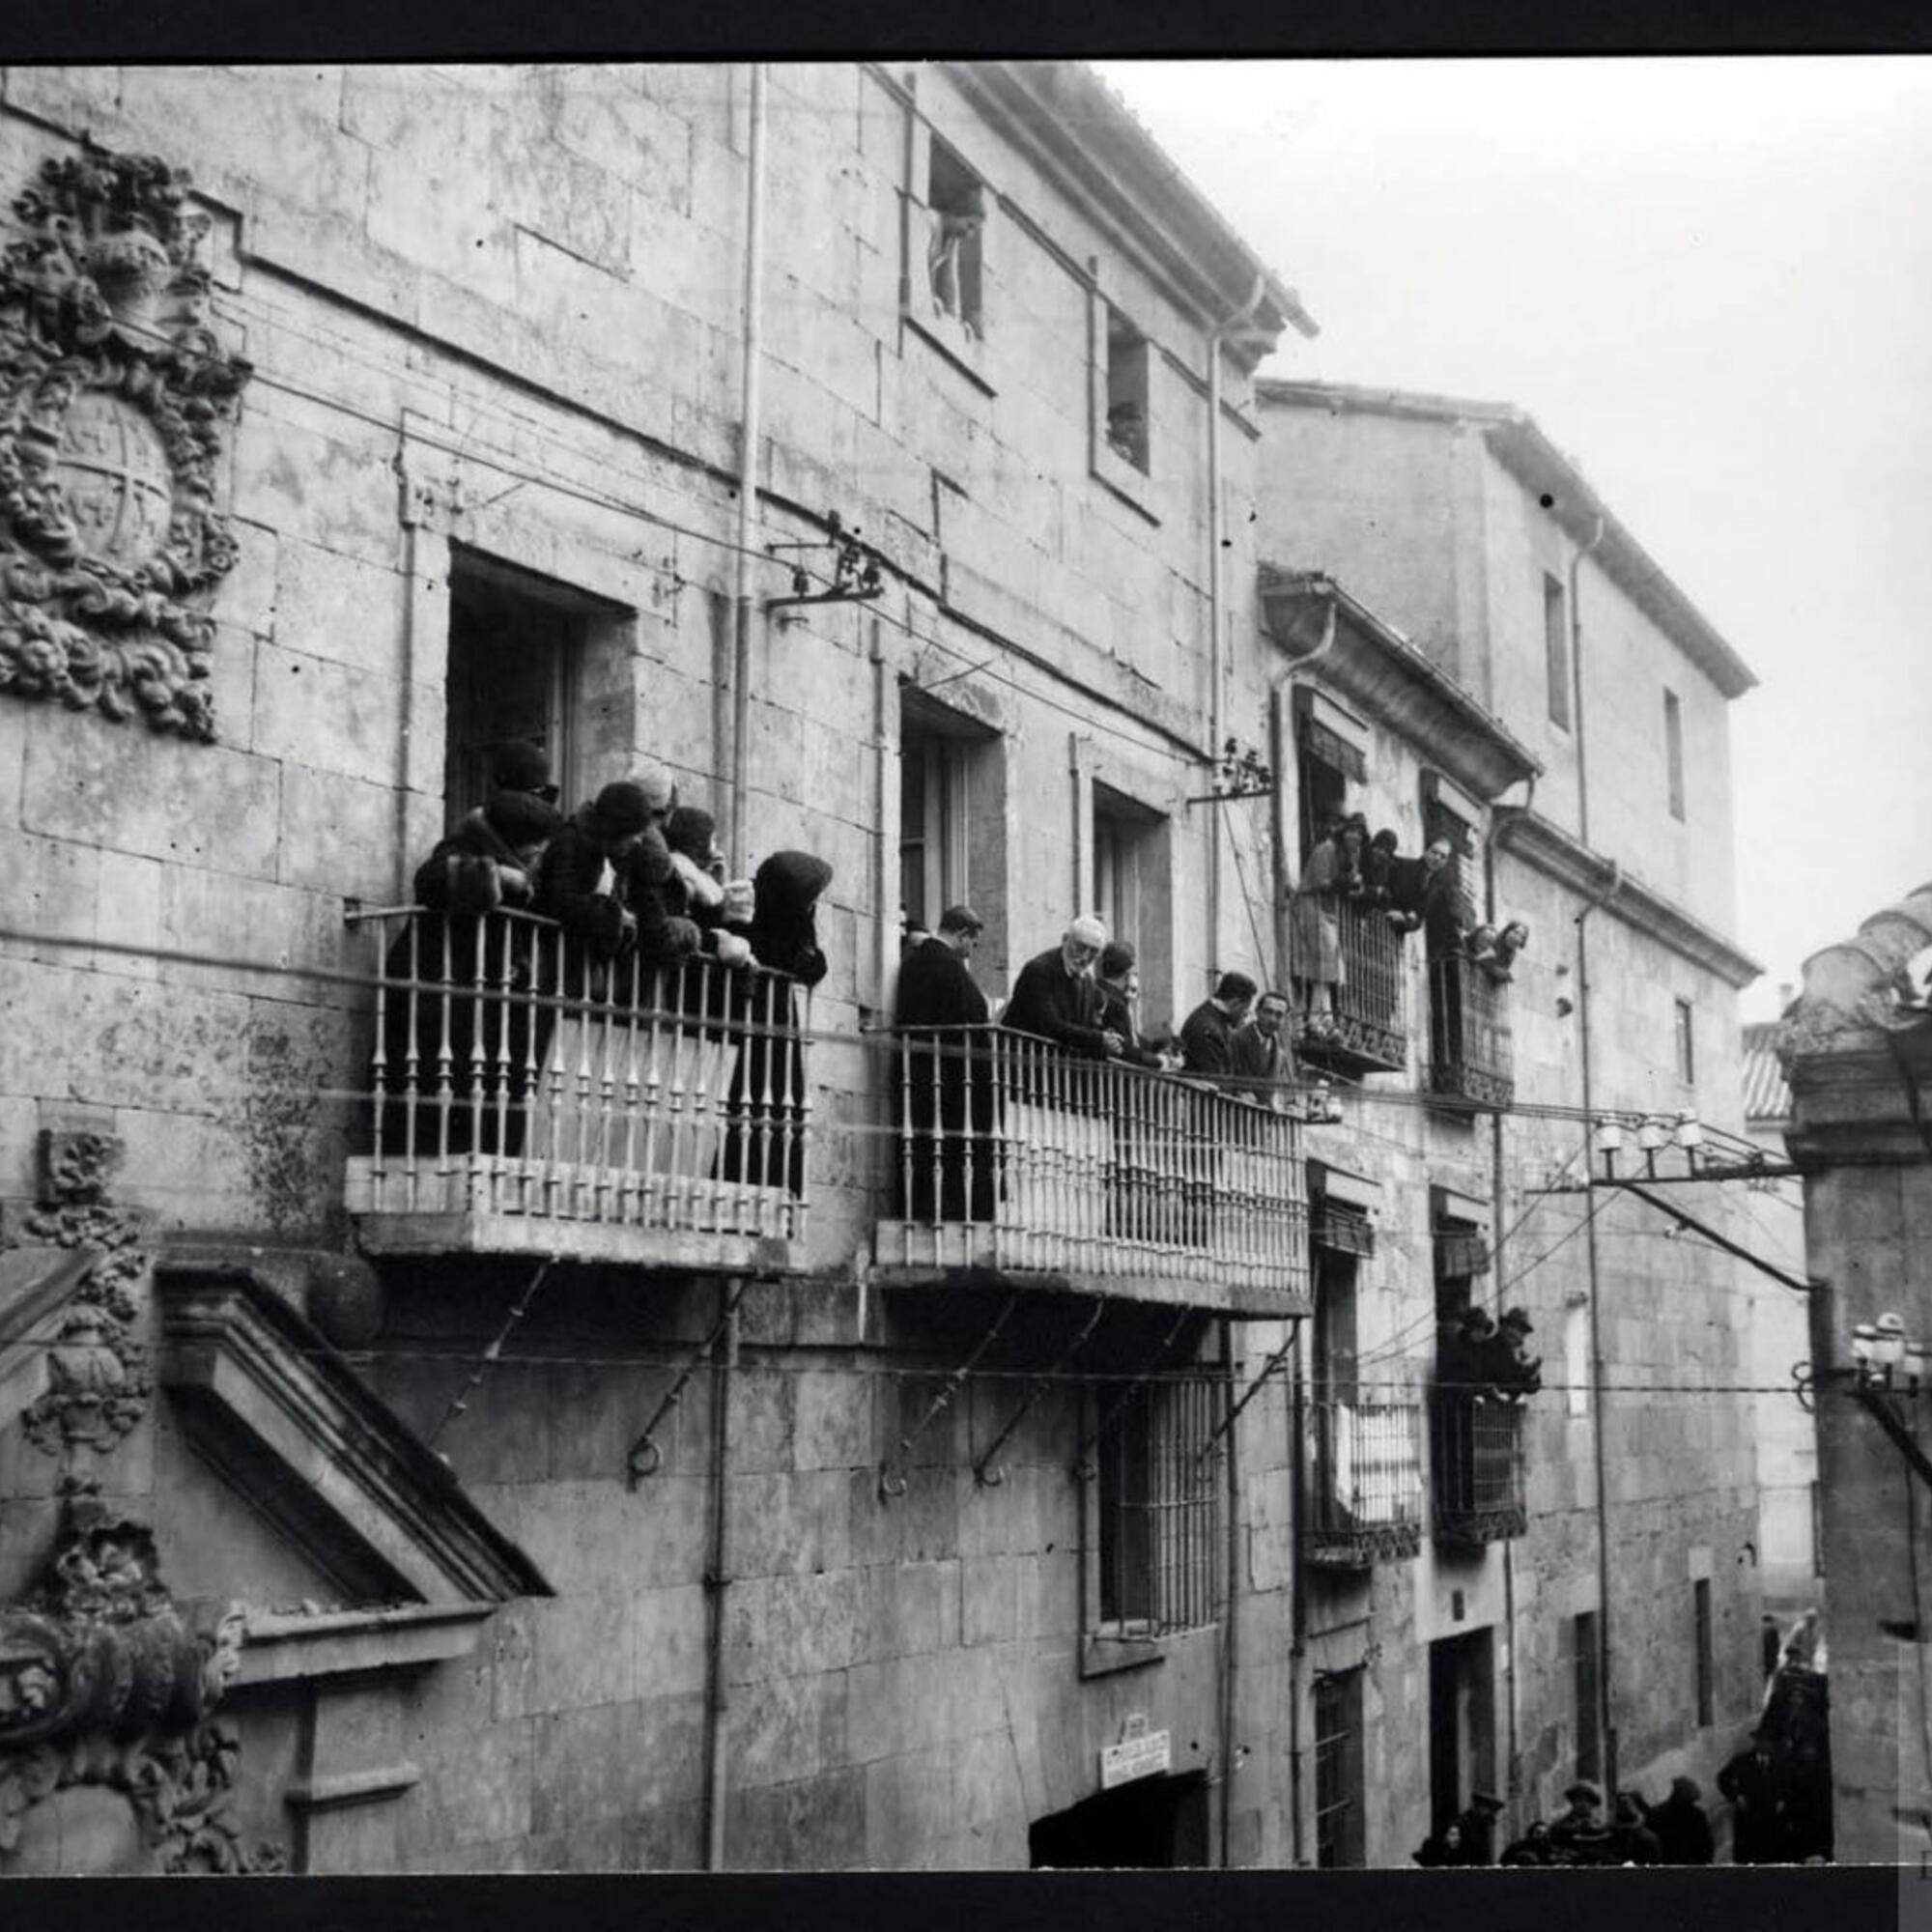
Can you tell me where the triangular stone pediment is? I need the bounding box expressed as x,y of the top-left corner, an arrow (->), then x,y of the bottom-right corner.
155,1261 -> 551,1615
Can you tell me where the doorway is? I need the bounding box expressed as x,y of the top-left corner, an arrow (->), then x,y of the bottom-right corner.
1428,1628 -> 1495,1833
1028,1771 -> 1210,1869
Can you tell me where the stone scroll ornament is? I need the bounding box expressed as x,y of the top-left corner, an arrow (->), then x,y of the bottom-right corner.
0,1479 -> 283,1873
0,145 -> 252,739
8,1130 -> 154,1458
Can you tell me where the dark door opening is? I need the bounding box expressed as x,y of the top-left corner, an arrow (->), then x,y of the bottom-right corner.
1028,1772 -> 1209,1869
1428,1628 -> 1496,1834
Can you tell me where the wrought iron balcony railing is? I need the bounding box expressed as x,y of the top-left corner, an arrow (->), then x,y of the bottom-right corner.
1297,899 -> 1409,1075
875,1025 -> 1311,1317
343,907 -> 810,1269
1426,955 -> 1515,1111
1429,1388 -> 1527,1546
1303,1386 -> 1425,1567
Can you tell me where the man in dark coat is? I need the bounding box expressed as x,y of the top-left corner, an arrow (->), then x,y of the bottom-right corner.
1611,1791 -> 1662,1864
1179,972 -> 1258,1090
1002,916 -> 1121,1058
1717,1732 -> 1785,1863
895,905 -> 994,1222
1453,1790 -> 1506,1865
1233,989 -> 1293,1108
1647,1776 -> 1715,1865
1548,1781 -> 1613,1865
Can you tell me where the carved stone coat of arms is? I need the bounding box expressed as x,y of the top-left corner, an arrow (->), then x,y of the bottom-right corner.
0,145 -> 252,740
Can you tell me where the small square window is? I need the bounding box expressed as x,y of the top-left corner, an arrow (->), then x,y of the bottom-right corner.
1105,307 -> 1151,475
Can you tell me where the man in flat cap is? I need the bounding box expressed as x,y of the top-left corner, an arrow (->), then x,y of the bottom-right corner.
895,905 -> 996,1221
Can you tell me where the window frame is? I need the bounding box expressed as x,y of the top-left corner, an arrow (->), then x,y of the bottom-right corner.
1573,1609 -> 1603,1781
1313,1666 -> 1367,1867
1086,1371 -> 1226,1646
1088,287 -> 1161,523
1674,996 -> 1696,1087
1693,1577 -> 1715,1728
1544,571 -> 1572,731
902,119 -> 997,393
1663,686 -> 1686,821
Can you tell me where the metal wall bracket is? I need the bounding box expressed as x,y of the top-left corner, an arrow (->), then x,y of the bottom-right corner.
973,1298 -> 1107,1487
878,1293 -> 1019,1502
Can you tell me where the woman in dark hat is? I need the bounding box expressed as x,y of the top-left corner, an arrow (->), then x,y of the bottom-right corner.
721,850 -> 834,1196
381,786 -> 565,1159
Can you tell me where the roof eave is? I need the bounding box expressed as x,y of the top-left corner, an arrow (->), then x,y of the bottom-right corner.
1261,566 -> 1543,803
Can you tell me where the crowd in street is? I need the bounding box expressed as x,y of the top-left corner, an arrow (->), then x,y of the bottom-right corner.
1414,1778 -> 1715,1868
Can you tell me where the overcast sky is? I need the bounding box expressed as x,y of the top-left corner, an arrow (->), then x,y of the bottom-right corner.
1093,58 -> 1932,1020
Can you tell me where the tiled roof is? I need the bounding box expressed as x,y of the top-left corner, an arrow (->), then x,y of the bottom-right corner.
1741,1022 -> 1791,1124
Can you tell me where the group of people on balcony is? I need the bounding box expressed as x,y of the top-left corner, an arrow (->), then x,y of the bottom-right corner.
1436,1302 -> 1544,1404
382,741 -> 834,1193
1290,811 -> 1528,1056
893,908 -> 1300,1227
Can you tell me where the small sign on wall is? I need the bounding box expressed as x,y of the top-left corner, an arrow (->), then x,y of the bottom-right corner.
1099,1713 -> 1171,1790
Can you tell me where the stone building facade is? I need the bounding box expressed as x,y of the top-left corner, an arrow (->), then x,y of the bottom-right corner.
1254,383 -> 1768,1856
1779,888 -> 1932,1867
0,61 -> 1324,1873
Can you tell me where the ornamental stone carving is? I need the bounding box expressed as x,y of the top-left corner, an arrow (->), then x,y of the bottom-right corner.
0,144 -> 251,740
0,1480 -> 280,1873
5,1129 -> 153,1457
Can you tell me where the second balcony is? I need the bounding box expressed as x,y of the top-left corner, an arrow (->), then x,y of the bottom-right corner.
873,1026 -> 1311,1318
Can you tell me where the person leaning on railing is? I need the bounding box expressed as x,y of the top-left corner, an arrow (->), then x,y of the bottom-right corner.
1094,942 -> 1175,1071
1001,915 -> 1122,1059
378,780 -> 566,1160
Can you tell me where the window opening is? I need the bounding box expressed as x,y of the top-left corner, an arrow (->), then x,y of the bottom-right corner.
1105,306 -> 1151,473
1664,687 -> 1685,820
1693,1577 -> 1715,1727
924,138 -> 985,338
1544,572 -> 1571,730
444,555 -> 585,829
1094,1373 -> 1223,1635
1573,1610 -> 1602,1780
1675,997 -> 1696,1086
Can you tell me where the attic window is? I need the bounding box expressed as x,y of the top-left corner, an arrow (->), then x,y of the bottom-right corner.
1105,307 -> 1151,473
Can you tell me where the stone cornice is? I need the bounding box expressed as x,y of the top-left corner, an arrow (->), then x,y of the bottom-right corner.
156,1262 -> 551,1608
1260,568 -> 1541,803
1492,806 -> 1762,989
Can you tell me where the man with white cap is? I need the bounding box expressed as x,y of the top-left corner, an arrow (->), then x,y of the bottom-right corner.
1002,915 -> 1122,1057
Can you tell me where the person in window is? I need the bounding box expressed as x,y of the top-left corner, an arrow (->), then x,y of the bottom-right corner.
1003,916 -> 1122,1058
927,181 -> 985,332
1233,989 -> 1294,1108
1179,973 -> 1258,1089
1291,818 -> 1365,1036
895,903 -> 995,1222
382,785 -> 564,1159
1385,834 -> 1453,937
1106,399 -> 1149,469
721,849 -> 833,1197
1359,827 -> 1402,908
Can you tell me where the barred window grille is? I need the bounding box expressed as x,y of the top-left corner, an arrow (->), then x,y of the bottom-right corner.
1095,1373 -> 1225,1636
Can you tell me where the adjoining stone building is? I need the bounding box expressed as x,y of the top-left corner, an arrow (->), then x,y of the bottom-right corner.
1779,888 -> 1932,1867
1254,382 -> 1769,1857
0,61 -> 1325,1873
